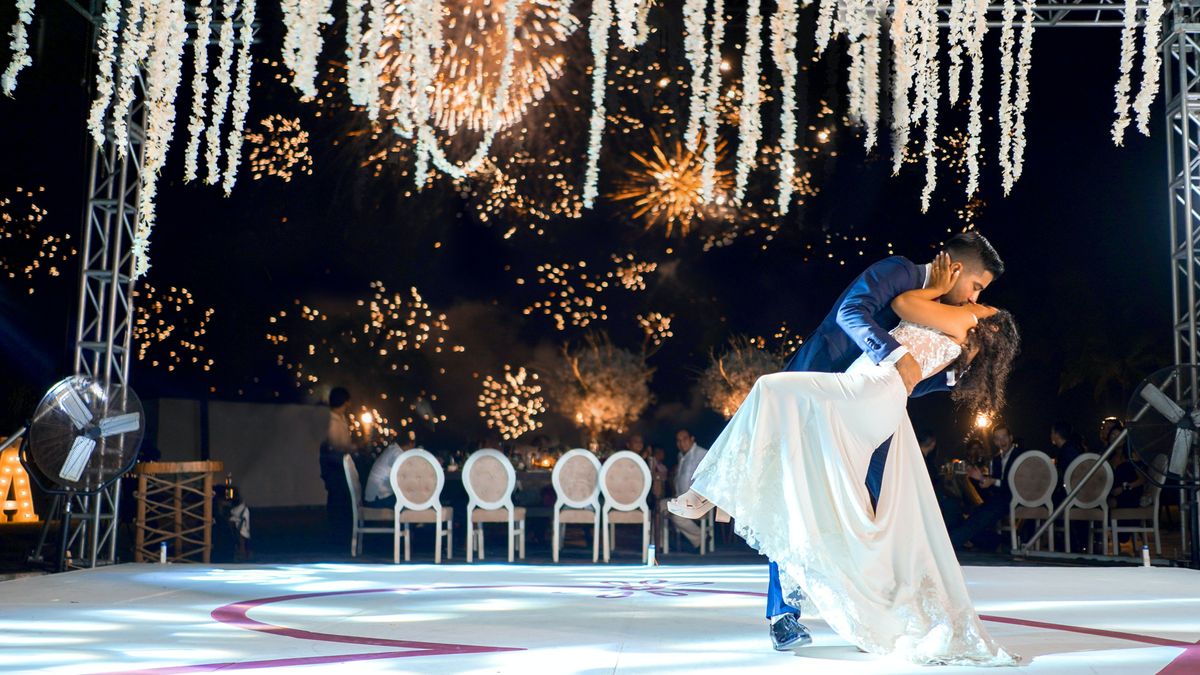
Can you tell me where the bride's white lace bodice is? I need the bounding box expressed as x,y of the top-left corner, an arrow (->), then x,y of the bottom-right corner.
892,321 -> 962,379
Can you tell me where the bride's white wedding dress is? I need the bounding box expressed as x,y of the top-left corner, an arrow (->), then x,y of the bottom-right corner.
690,321 -> 1018,665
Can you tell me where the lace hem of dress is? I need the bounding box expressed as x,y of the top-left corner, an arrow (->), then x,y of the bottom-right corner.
695,433 -> 1020,667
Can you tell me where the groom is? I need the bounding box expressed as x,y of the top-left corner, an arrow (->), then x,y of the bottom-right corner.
765,231 -> 1005,651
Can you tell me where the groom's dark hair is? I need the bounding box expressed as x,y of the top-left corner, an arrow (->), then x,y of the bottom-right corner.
945,231 -> 1004,279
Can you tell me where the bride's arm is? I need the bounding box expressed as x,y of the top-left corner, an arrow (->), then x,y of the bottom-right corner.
890,253 -> 980,342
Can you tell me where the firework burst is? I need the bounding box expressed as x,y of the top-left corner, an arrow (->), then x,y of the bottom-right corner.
609,132 -> 735,237
478,364 -> 546,440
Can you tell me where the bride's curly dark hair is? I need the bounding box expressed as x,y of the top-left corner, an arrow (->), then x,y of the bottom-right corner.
949,309 -> 1020,415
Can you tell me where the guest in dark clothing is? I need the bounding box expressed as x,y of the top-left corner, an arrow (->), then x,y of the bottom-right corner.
320,387 -> 357,545
918,428 -> 961,528
1104,421 -> 1145,509
949,425 -> 1028,550
1049,421 -> 1085,504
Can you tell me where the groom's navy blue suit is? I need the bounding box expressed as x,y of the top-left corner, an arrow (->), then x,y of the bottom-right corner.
765,256 -> 952,620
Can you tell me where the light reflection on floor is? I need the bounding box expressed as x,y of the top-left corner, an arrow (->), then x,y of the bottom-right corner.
0,563 -> 1195,673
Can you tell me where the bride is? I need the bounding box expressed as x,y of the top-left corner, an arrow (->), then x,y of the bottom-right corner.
669,253 -> 1021,666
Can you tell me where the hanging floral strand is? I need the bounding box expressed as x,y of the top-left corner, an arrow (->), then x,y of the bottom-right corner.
345,0 -> 368,107
964,0 -> 987,197
1112,0 -> 1138,145
997,0 -> 1016,193
416,0 -> 517,180
1009,0 -> 1035,184
205,0 -> 238,184
1134,0 -> 1167,136
683,0 -> 708,149
946,0 -> 967,105
583,0 -> 613,206
86,0 -> 122,146
362,0 -> 385,121
615,0 -> 652,49
699,0 -> 727,201
916,0 -> 940,212
1,0 -> 36,96
770,0 -> 799,213
113,0 -> 150,159
135,0 -> 190,278
860,0 -> 887,151
183,0 -> 213,182
813,0 -> 839,54
281,0 -> 334,100
890,0 -> 917,175
222,0 -> 257,194
733,0 -> 763,202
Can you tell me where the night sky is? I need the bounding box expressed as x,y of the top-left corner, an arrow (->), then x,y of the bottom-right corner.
0,1 -> 1172,462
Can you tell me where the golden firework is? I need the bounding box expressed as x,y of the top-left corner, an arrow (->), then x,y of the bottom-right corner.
609,132 -> 734,237
380,0 -> 579,135
478,365 -> 546,440
246,115 -> 314,182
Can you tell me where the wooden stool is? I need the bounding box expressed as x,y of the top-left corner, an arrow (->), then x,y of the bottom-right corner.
134,461 -> 224,563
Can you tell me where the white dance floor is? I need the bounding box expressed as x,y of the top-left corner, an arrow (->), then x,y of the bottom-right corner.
1,562 -> 1198,673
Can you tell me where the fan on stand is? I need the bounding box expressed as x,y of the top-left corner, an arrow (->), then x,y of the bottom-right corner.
0,375 -> 144,570
1126,365 -> 1200,568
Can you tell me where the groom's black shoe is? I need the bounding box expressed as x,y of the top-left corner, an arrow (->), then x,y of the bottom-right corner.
770,614 -> 813,651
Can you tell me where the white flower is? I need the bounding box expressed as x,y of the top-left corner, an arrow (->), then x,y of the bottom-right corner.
890,0 -> 917,176
916,0 -> 939,213
281,0 -> 334,100
770,0 -> 798,213
1134,0 -> 1167,136
615,0 -> 651,50
205,0 -> 238,184
1010,0 -> 1035,184
1,0 -> 36,96
733,0 -> 764,202
87,0 -> 122,145
222,0 -> 257,194
699,0 -> 727,202
997,0 -> 1016,193
1111,0 -> 1138,145
183,0 -> 213,182
113,0 -> 151,160
583,0 -> 613,207
964,0 -> 987,198
683,0 -> 708,150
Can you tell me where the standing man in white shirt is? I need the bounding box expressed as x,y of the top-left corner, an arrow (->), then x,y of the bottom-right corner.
364,436 -> 417,508
668,429 -> 708,550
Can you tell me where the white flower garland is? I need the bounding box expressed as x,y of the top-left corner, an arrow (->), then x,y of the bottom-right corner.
113,0 -> 150,159
814,0 -> 838,54
183,0 -> 213,182
997,0 -> 1016,193
699,0 -> 727,201
683,0 -> 708,150
946,0 -> 966,105
408,0 -> 444,183
770,0 -> 798,213
583,0 -> 613,206
890,0 -> 916,175
345,0 -> 367,106
416,0 -> 517,181
281,0 -> 334,100
136,0 -> 189,278
844,0 -> 868,126
363,0 -> 385,121
205,0 -> 237,185
1,0 -> 35,96
1134,0 -> 1167,136
615,0 -> 652,50
222,0 -> 257,194
964,0 -> 986,197
1112,0 -> 1138,145
86,0 -> 122,146
733,0 -> 763,202
916,0 -> 939,212
1010,0 -> 1035,184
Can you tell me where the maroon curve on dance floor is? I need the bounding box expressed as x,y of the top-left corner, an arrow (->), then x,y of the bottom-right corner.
92,581 -> 1200,674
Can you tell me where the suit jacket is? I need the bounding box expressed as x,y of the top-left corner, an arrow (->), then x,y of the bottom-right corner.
783,256 -> 952,397
987,445 -> 1029,501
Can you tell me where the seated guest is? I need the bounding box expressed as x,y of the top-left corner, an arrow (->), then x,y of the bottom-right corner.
918,428 -> 939,486
1049,421 -> 1085,503
1105,420 -> 1145,510
667,429 -> 708,551
949,425 -> 1027,550
363,435 -> 417,509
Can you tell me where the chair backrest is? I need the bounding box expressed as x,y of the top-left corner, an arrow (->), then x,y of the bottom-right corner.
598,450 -> 650,512
551,448 -> 601,510
390,448 -> 445,512
343,454 -> 363,518
1007,450 -> 1057,508
462,448 -> 516,510
1064,453 -> 1114,509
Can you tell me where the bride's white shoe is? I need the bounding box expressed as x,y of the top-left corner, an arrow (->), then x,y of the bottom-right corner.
667,489 -> 730,522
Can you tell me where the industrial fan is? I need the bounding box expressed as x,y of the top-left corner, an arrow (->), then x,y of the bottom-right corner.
1126,365 -> 1200,567
13,375 -> 145,493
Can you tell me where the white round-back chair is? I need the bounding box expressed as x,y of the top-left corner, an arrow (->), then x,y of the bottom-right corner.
551,448 -> 601,563
462,449 -> 526,562
389,448 -> 453,563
